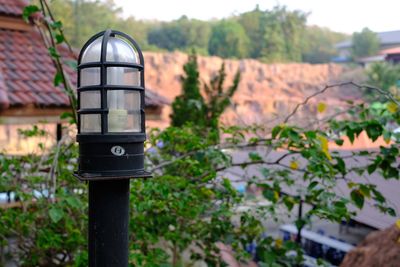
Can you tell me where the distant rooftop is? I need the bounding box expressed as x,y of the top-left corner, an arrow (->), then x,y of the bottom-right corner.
336,30 -> 400,49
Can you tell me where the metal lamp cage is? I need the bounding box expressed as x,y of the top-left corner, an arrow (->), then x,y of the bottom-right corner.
75,29 -> 150,180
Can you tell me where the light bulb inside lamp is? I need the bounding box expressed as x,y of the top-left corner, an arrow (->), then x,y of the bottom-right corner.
108,68 -> 127,132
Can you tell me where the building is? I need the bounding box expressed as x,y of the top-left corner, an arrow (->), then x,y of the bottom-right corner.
335,30 -> 400,62
0,0 -> 168,154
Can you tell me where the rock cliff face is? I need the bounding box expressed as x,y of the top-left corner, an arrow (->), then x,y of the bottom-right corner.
144,52 -> 361,127
340,224 -> 400,267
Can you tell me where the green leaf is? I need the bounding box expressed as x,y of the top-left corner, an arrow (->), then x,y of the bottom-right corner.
359,184 -> 371,198
372,188 -> 385,203
49,207 -> 64,223
350,189 -> 364,209
307,181 -> 318,190
288,129 -> 301,142
22,5 -> 40,22
48,47 -> 60,59
65,197 -> 81,209
249,152 -> 262,162
271,125 -> 282,139
366,121 -> 383,142
50,21 -> 63,29
60,112 -> 73,120
335,157 -> 346,175
55,34 -> 65,44
387,208 -> 396,216
335,139 -> 344,146
260,167 -> 270,178
367,163 -> 378,175
53,72 -> 63,86
283,196 -> 295,211
263,189 -> 278,202
346,127 -> 355,143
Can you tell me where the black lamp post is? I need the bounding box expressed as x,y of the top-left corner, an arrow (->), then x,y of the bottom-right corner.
75,29 -> 150,267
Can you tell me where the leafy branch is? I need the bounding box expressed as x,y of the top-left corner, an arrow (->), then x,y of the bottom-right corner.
23,1 -> 78,123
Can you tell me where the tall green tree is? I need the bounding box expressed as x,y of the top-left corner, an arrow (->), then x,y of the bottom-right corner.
204,64 -> 240,132
170,53 -> 240,142
170,52 -> 206,128
262,15 -> 286,62
262,6 -> 307,62
208,20 -> 250,58
352,27 -> 380,58
238,5 -> 266,58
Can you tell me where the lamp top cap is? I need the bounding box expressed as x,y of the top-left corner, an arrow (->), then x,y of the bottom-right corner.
79,29 -> 143,65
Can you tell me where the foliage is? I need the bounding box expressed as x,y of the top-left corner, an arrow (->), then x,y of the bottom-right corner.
48,0 -> 156,49
48,0 -> 345,63
170,53 -> 241,142
0,136 -> 87,266
366,62 -> 400,94
264,6 -> 307,62
148,16 -> 211,53
170,52 -> 207,128
302,26 -> 349,63
203,63 -> 240,139
352,27 -> 380,58
208,19 -> 250,58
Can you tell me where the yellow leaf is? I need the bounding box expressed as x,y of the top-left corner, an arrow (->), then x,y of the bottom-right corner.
289,160 -> 299,170
318,135 -> 332,161
396,219 -> 400,229
275,238 -> 283,248
384,137 -> 391,144
387,102 -> 398,113
274,191 -> 279,201
317,102 -> 327,113
347,182 -> 356,189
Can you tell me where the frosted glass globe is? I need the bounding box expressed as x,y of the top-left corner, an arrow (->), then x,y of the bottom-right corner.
81,36 -> 138,63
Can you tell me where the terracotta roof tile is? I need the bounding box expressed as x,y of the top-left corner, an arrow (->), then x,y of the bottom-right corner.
0,0 -> 26,16
0,1 -> 167,110
0,27 -> 72,108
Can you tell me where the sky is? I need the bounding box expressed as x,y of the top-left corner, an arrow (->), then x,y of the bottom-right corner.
114,0 -> 399,34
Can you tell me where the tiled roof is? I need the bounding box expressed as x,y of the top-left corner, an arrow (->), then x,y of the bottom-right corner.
380,46 -> 400,55
0,28 -> 71,109
0,26 -> 168,110
0,0 -> 26,17
0,8 -> 168,110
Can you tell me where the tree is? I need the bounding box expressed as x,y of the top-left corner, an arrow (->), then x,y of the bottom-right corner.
366,62 -> 400,92
208,20 -> 250,58
238,5 -> 266,58
203,63 -> 240,138
238,6 -> 309,62
49,0 -> 153,48
148,16 -> 211,53
170,53 -> 240,142
352,27 -> 380,58
261,6 -> 307,62
170,52 -> 207,128
262,16 -> 286,62
302,26 -> 348,63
